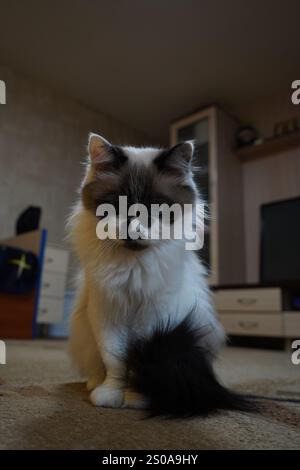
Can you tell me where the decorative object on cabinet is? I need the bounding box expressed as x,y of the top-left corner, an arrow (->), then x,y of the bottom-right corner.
235,124 -> 259,149
273,117 -> 298,138
236,128 -> 300,162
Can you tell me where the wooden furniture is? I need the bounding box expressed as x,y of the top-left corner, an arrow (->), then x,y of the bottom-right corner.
37,245 -> 69,324
0,231 -> 69,338
215,286 -> 300,343
0,229 -> 46,339
170,105 -> 245,285
236,130 -> 300,162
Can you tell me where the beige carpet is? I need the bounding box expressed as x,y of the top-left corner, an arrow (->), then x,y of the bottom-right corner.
0,340 -> 299,450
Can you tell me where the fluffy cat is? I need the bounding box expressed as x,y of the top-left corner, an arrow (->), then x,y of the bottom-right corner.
68,133 -> 251,417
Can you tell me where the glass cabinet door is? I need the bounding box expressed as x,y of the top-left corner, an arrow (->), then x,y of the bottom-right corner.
176,118 -> 210,272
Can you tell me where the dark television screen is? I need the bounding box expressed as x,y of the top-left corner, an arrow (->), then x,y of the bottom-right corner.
261,197 -> 300,284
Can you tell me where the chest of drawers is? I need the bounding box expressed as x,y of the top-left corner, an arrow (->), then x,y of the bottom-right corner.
37,245 -> 69,324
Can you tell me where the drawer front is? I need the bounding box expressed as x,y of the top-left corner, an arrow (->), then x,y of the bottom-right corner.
44,246 -> 69,274
215,288 -> 281,312
219,313 -> 283,337
37,297 -> 64,324
40,271 -> 66,298
283,313 -> 300,337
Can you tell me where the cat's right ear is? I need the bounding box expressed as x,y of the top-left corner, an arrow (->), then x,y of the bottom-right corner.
87,133 -> 127,174
88,133 -> 112,164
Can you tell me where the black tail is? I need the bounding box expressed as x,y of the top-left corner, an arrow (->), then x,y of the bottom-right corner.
126,316 -> 257,418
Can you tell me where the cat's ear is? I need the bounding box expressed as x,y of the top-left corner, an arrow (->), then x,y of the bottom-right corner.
169,142 -> 194,166
87,133 -> 127,173
88,133 -> 112,163
154,142 -> 194,176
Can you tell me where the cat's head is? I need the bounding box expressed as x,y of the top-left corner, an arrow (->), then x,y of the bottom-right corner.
81,133 -> 199,251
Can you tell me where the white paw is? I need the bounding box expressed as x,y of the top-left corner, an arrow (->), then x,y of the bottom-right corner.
123,390 -> 149,410
90,384 -> 124,408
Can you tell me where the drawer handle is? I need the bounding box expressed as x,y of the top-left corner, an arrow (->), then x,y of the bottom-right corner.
237,298 -> 257,306
46,257 -> 53,263
40,308 -> 48,314
238,321 -> 259,330
43,282 -> 50,288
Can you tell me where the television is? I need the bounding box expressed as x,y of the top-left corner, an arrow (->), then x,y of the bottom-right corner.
260,197 -> 300,284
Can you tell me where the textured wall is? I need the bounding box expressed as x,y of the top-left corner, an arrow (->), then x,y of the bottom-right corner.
0,66 -> 150,247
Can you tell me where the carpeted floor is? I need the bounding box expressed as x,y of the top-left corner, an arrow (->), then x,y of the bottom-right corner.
0,340 -> 299,449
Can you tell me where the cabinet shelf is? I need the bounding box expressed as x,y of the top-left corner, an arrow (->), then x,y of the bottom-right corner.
236,130 -> 300,162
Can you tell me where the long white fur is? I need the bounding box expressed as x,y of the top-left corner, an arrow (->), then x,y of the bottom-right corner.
68,135 -> 225,409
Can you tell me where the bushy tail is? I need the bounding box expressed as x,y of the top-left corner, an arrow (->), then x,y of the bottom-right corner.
126,316 -> 257,418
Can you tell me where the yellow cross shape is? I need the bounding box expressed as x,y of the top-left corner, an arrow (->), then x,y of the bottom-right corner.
10,254 -> 31,278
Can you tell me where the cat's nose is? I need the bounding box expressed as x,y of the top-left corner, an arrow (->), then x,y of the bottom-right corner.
126,215 -> 135,227
127,217 -> 142,238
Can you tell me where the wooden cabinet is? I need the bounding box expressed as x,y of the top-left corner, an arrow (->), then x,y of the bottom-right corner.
170,105 -> 245,286
219,313 -> 283,337
214,287 -> 282,312
37,245 -> 69,324
215,287 -> 300,341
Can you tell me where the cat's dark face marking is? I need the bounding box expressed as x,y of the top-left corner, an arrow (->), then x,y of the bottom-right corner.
82,139 -> 196,250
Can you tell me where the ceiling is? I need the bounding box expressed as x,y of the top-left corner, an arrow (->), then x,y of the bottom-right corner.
0,0 -> 300,143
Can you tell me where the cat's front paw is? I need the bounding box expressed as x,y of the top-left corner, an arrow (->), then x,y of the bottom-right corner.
90,384 -> 124,408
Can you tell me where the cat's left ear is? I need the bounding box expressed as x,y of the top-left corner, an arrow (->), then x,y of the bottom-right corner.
154,142 -> 194,176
